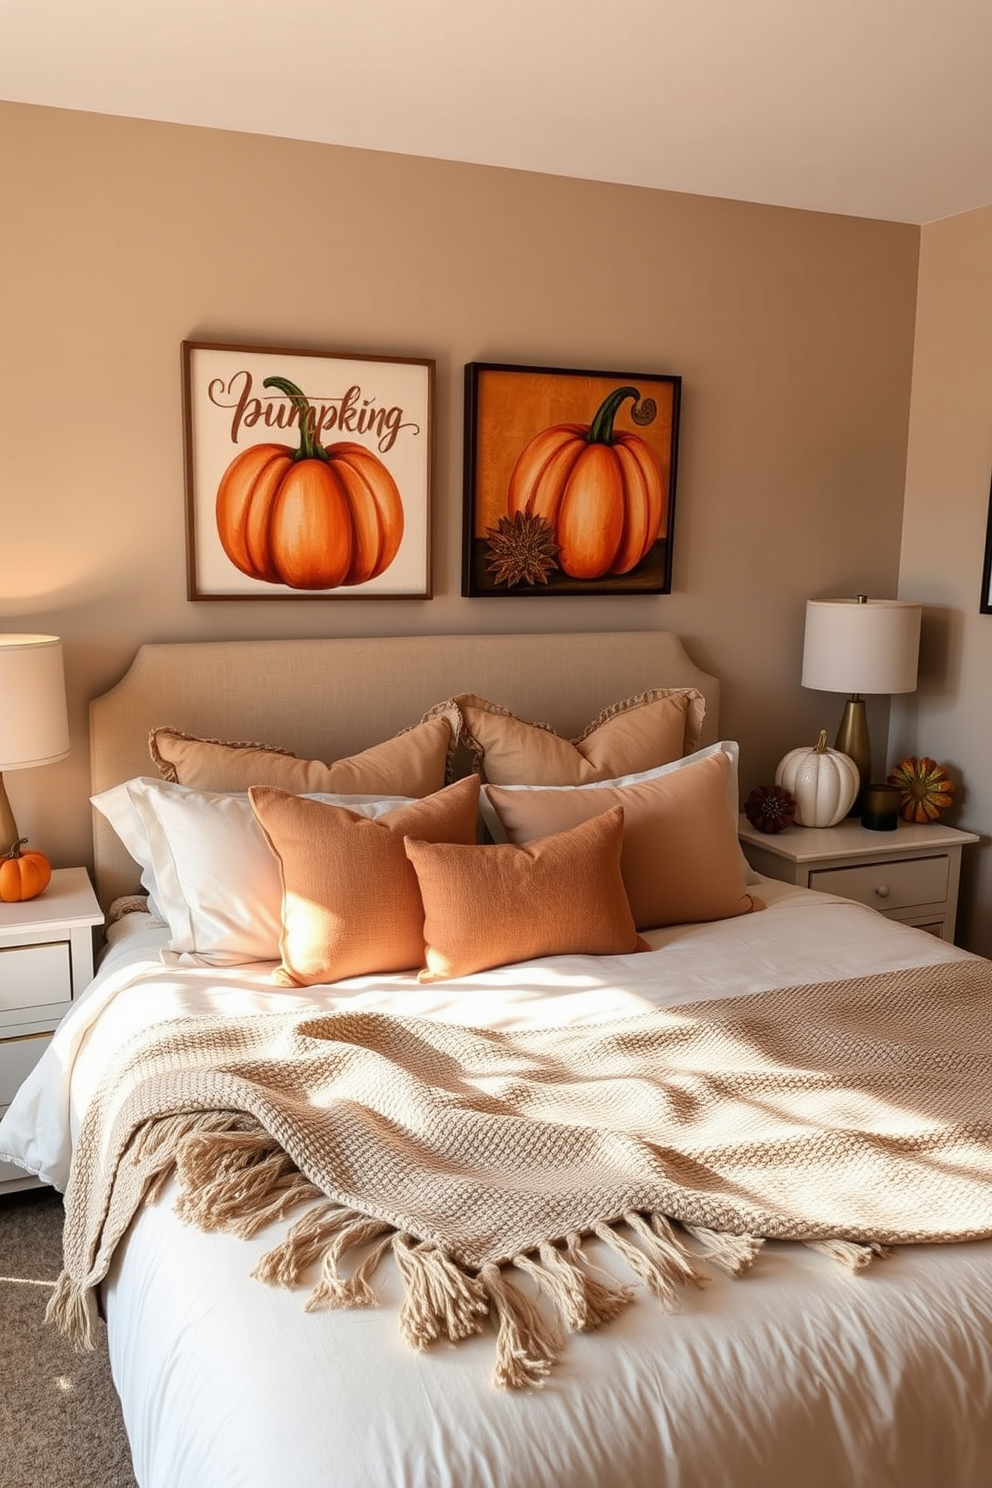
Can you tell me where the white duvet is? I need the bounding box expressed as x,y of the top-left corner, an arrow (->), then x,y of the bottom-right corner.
4,881 -> 992,1488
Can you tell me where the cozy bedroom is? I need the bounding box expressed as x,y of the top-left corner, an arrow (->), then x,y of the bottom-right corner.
2,4 -> 992,1486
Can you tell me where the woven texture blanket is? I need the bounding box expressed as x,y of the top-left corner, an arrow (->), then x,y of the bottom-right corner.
50,958 -> 992,1387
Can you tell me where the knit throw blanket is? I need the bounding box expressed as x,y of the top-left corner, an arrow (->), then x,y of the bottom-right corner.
49,958 -> 992,1388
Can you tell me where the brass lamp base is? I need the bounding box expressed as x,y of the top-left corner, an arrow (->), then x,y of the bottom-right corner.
834,696 -> 870,816
0,772 -> 21,857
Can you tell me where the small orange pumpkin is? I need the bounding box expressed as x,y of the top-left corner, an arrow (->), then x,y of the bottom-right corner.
215,376 -> 404,590
887,757 -> 955,823
507,386 -> 667,579
0,839 -> 52,902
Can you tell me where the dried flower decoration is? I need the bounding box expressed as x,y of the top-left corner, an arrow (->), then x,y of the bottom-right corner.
484,511 -> 560,588
744,783 -> 797,834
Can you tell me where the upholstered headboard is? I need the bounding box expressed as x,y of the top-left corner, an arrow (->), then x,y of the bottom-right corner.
89,631 -> 719,909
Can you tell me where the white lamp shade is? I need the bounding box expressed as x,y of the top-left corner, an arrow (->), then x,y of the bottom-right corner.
801,598 -> 922,695
0,634 -> 70,770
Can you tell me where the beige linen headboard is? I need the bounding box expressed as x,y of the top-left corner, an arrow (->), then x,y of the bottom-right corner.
89,631 -> 719,909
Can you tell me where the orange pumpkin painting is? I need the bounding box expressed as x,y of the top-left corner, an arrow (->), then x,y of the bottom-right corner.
506,386 -> 666,580
215,376 -> 404,590
463,363 -> 680,598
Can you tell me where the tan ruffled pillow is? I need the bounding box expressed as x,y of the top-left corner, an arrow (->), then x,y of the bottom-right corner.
150,708 -> 459,798
482,749 -> 761,931
249,775 -> 480,985
404,806 -> 647,982
451,688 -> 705,786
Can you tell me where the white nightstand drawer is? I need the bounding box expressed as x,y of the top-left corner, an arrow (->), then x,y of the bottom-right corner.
810,854 -> 950,913
0,941 -> 72,1013
0,1031 -> 54,1103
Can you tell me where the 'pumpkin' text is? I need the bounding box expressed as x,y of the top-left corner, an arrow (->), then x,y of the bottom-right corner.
209,371 -> 419,454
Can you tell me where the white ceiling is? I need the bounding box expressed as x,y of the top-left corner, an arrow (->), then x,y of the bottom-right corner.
3,0 -> 992,225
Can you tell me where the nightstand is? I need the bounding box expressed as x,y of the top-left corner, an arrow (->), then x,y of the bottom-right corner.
738,816 -> 980,944
0,867 -> 103,1193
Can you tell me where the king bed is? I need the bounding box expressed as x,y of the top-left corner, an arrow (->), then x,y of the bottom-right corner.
2,630 -> 991,1488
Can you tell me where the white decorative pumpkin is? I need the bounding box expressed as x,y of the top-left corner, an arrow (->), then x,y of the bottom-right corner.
775,730 -> 859,827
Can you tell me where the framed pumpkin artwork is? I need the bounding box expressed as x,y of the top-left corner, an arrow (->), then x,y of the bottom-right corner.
182,341 -> 434,599
462,361 -> 681,597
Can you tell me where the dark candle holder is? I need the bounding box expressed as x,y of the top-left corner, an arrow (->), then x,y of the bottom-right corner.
861,782 -> 900,832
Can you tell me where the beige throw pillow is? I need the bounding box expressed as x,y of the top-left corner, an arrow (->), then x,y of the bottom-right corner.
451,688 -> 705,786
483,749 -> 760,931
150,710 -> 458,798
249,775 -> 480,986
405,806 -> 647,982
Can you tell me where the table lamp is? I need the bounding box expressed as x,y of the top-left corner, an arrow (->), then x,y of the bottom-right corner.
0,634 -> 70,855
801,595 -> 921,812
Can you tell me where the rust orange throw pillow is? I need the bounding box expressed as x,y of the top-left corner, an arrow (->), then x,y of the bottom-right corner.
404,806 -> 647,983
249,775 -> 480,985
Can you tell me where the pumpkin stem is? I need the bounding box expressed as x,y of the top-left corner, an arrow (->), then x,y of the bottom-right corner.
4,838 -> 27,860
262,376 -> 329,464
587,387 -> 656,445
813,729 -> 829,754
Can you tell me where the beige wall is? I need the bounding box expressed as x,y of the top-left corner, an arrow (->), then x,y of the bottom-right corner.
894,204 -> 992,955
1,102 -> 919,881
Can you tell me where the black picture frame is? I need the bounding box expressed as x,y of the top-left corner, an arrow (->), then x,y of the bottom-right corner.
462,360 -> 681,598
981,466 -> 992,613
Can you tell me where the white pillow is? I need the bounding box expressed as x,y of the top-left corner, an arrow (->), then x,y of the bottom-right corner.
91,779 -> 167,921
92,777 -> 415,966
478,740 -> 761,886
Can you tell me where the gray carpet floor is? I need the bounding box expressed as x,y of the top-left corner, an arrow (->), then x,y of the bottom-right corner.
0,1186 -> 137,1488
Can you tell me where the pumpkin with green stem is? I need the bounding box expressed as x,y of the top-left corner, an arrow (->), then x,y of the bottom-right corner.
506,386 -> 666,579
215,376 -> 404,589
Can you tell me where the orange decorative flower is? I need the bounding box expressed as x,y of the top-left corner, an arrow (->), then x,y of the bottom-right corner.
886,757 -> 955,823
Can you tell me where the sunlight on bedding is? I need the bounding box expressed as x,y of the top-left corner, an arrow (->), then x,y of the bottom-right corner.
0,876 -> 974,1193
3,857 -> 992,1488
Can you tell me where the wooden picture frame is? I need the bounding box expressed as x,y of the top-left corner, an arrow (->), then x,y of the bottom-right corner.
182,341 -> 434,600
462,360 -> 681,597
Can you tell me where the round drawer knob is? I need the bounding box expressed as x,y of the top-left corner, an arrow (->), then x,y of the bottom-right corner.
874,884 -> 891,899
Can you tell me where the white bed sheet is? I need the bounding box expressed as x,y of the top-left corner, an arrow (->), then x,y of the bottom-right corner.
4,881 -> 992,1488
